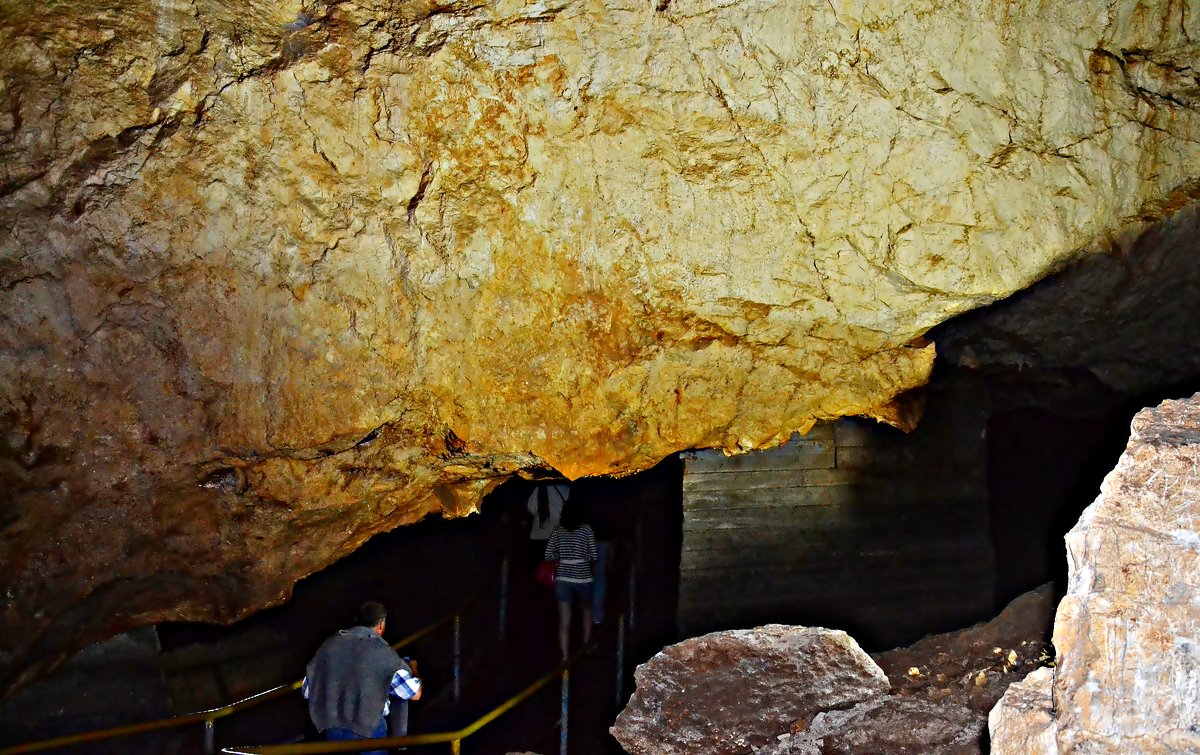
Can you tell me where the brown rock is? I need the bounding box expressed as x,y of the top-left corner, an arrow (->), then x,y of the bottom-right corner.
873,586 -> 1056,715
760,696 -> 984,755
610,625 -> 889,754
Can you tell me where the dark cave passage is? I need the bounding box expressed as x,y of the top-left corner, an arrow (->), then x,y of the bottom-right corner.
140,461 -> 684,755
986,406 -> 1122,605
672,363 -> 1160,652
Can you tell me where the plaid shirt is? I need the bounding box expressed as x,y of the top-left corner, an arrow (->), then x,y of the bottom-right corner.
303,665 -> 421,716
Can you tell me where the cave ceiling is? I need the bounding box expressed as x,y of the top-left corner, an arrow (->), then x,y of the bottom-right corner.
2,0 -> 1199,692
935,201 -> 1200,406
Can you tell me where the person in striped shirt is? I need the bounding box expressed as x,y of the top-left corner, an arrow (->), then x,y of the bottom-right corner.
544,498 -> 597,661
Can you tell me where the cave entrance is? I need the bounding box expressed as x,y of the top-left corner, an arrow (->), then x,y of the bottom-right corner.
150,457 -> 683,753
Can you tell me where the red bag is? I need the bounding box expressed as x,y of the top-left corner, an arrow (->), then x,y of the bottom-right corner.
535,560 -> 557,588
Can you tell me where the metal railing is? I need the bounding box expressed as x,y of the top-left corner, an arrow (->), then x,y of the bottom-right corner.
0,558 -> 512,755
220,612 -> 628,755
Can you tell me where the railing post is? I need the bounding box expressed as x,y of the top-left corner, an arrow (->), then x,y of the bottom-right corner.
453,613 -> 462,702
450,739 -> 461,755
203,718 -> 215,754
560,669 -> 569,755
615,613 -> 627,712
498,556 -> 509,643
628,516 -> 642,631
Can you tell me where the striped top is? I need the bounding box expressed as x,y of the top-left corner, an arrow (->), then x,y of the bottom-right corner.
544,524 -> 596,583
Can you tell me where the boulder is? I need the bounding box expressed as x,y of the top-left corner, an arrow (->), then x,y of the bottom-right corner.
1051,392 -> 1200,753
610,625 -> 889,754
988,392 -> 1200,753
987,667 -> 1056,755
759,696 -> 983,755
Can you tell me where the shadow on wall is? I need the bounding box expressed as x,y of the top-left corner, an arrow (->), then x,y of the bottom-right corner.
675,359 -> 1200,652
986,407 -> 1123,605
983,372 -> 1200,608
677,370 -> 998,651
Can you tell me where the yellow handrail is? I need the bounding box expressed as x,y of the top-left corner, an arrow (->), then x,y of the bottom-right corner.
0,679 -> 299,755
220,628 -> 608,755
0,561 -> 506,755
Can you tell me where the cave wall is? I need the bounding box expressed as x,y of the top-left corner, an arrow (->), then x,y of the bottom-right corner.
935,202 -> 1200,399
679,374 -> 994,647
4,0 -> 1200,692
0,628 -> 174,751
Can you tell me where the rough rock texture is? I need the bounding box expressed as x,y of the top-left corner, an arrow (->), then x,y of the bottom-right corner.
613,594 -> 1055,755
3,0 -> 1200,691
988,667 -> 1057,755
610,625 -> 889,754
0,628 -> 178,753
989,392 -> 1200,753
758,696 -> 983,755
936,203 -> 1200,398
873,585 -> 1055,716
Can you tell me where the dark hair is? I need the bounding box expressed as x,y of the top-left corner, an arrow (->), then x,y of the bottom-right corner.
357,601 -> 387,628
559,496 -> 586,531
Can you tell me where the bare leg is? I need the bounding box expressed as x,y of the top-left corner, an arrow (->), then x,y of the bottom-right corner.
557,602 -> 571,661
581,607 -> 593,645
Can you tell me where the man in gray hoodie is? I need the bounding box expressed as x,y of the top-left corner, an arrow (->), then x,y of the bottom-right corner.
303,601 -> 422,752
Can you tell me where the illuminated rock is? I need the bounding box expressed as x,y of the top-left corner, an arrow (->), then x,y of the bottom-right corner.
2,0 -> 1200,690
988,667 -> 1057,755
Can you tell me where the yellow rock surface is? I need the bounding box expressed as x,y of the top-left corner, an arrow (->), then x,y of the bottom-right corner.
1,0 -> 1199,688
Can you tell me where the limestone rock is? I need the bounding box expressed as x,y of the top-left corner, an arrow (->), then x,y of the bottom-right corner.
1051,393 -> 1200,753
987,667 -> 1057,755
988,392 -> 1200,753
4,0 -> 1200,691
610,625 -> 889,754
758,696 -> 984,755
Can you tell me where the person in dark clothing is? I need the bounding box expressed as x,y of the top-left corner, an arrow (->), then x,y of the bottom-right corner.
544,499 -> 597,660
577,481 -> 621,625
303,601 -> 422,754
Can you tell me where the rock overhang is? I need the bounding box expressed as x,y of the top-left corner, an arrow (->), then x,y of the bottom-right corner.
2,0 -> 1200,693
